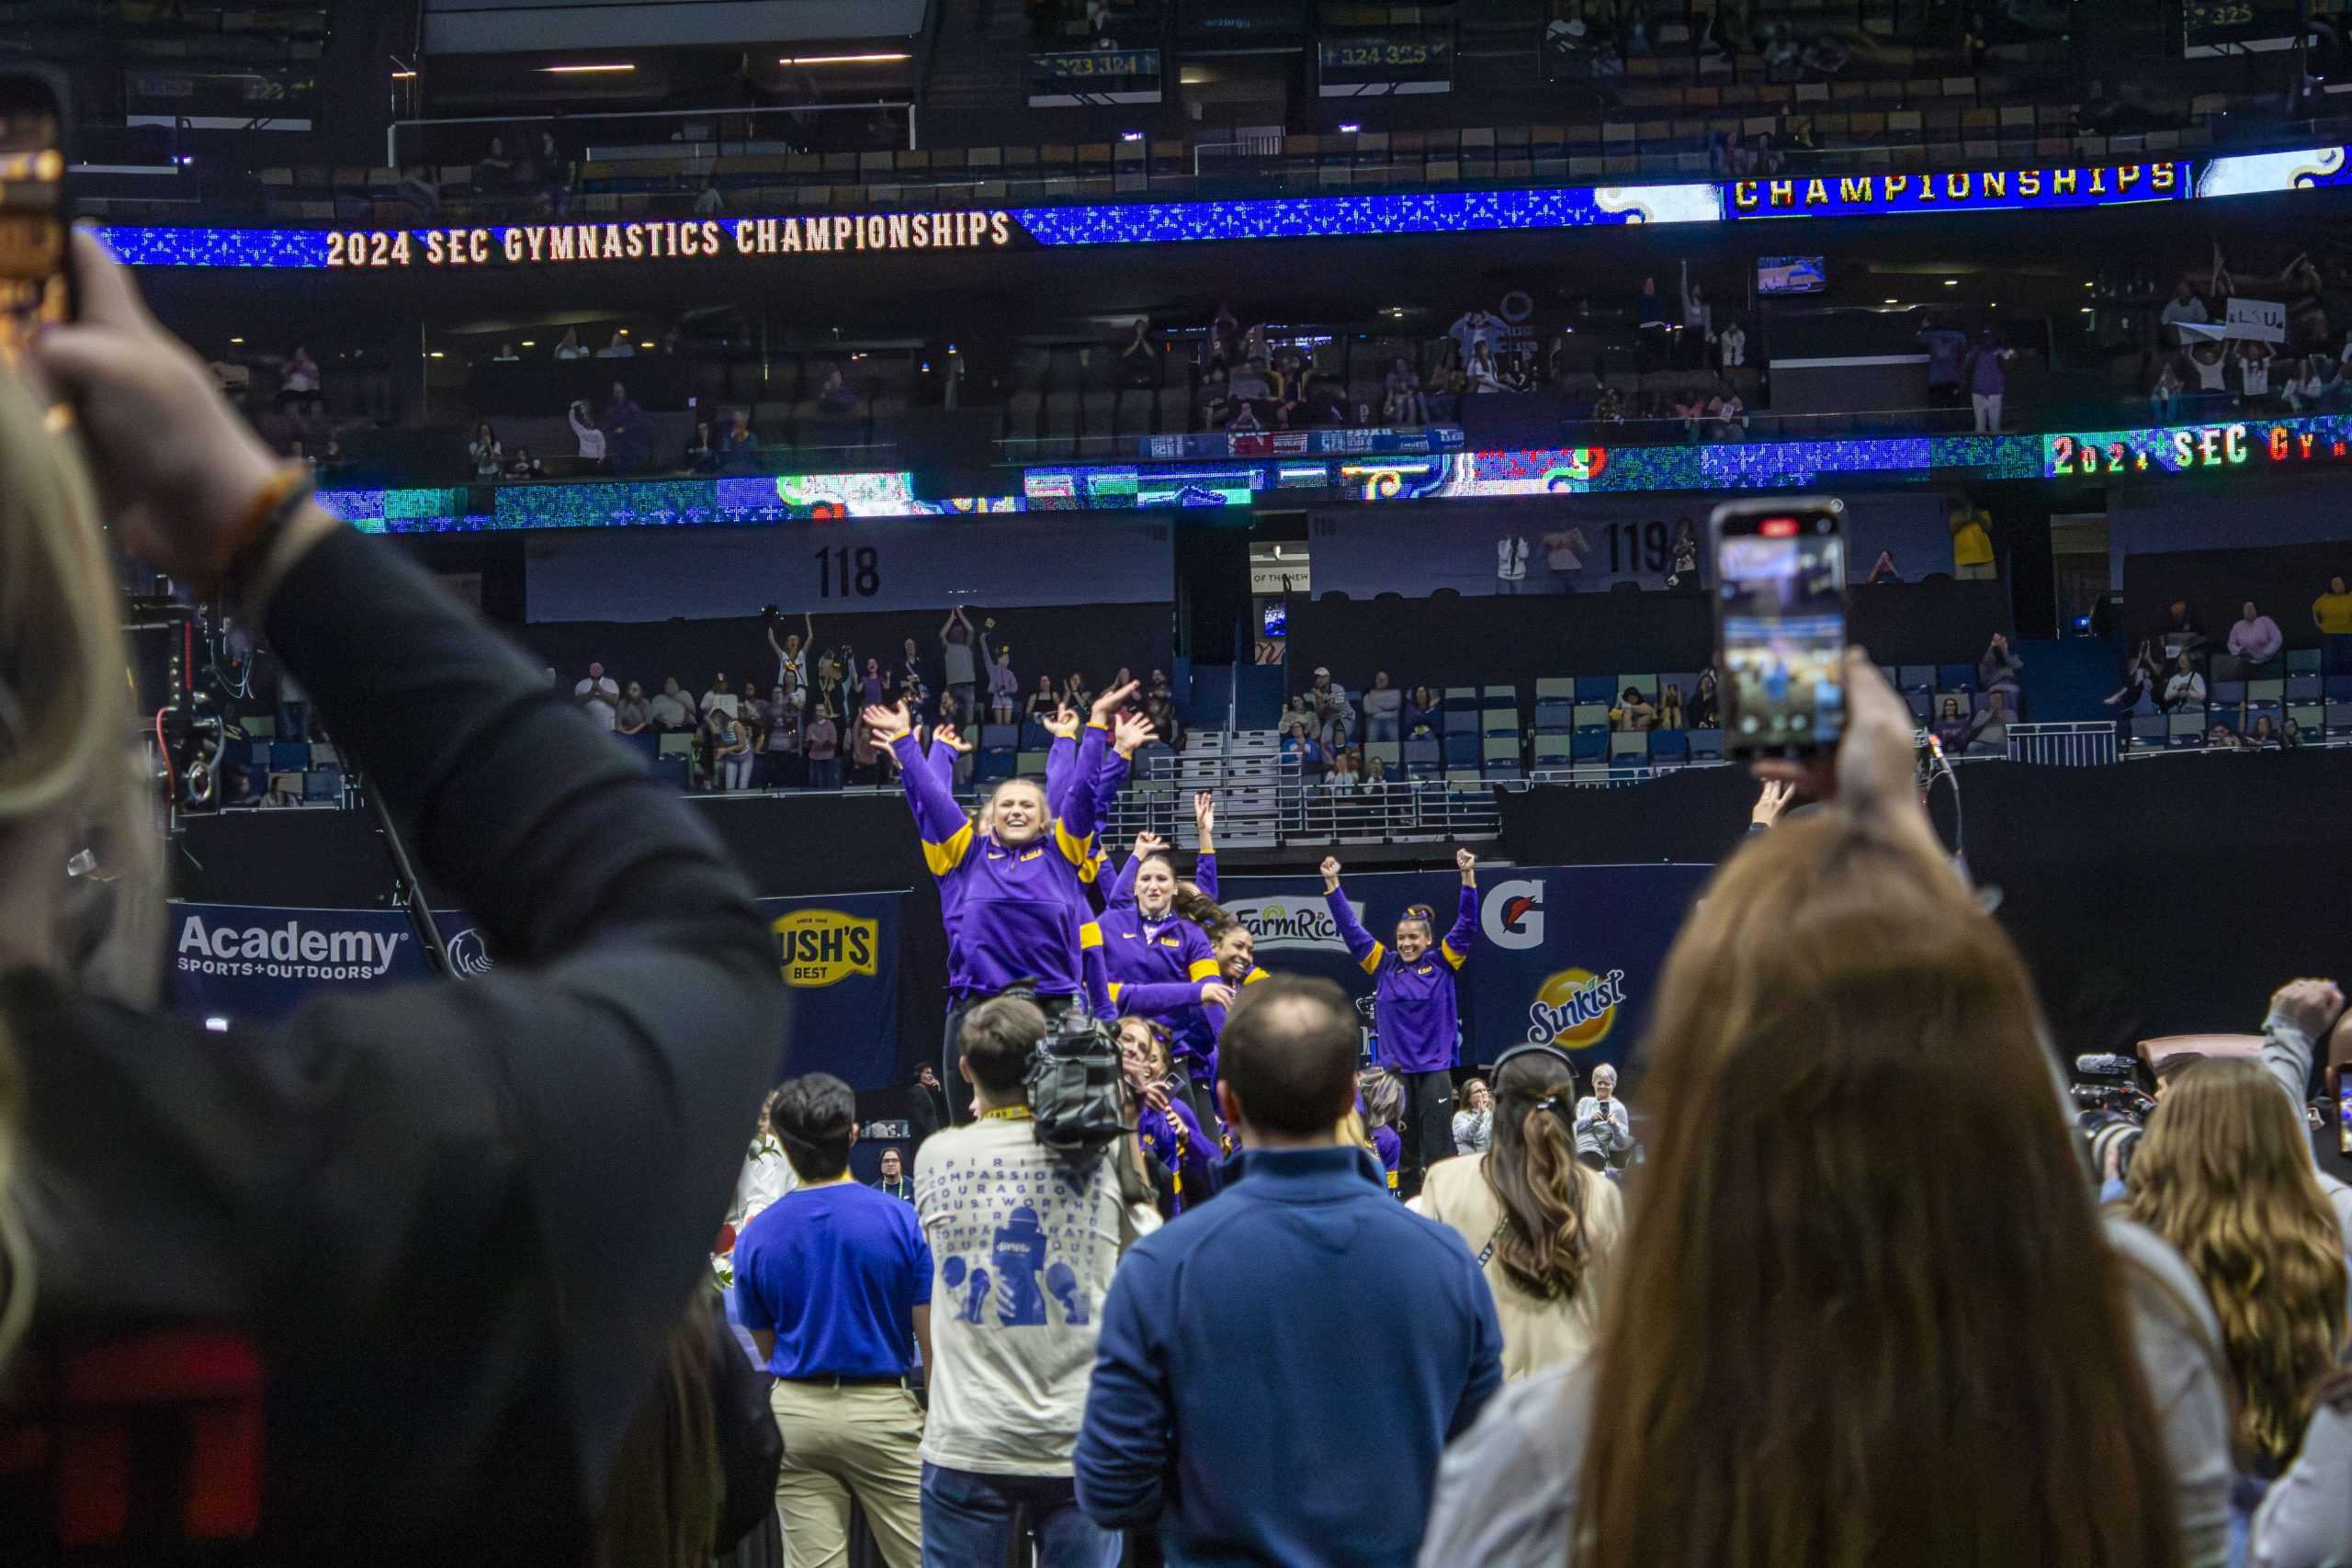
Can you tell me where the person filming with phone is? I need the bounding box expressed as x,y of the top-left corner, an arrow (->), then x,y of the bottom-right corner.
0,233 -> 782,1561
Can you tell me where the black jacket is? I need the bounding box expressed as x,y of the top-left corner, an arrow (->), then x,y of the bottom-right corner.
2,527 -> 780,1563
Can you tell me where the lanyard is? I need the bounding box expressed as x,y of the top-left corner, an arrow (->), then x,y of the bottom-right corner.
981,1105 -> 1033,1122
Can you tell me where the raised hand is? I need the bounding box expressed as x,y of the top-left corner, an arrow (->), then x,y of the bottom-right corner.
1455,847 -> 1477,883
2269,977 -> 2346,1043
862,702 -> 911,746
935,723 -> 973,755
1043,704 -> 1080,742
1113,710 -> 1156,758
1193,791 -> 1216,837
1091,680 -> 1142,726
1319,855 -> 1342,892
1198,982 -> 1237,1010
1751,778 -> 1793,828
1133,830 -> 1171,860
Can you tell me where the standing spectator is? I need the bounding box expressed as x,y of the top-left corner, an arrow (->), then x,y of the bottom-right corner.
915,998 -> 1158,1566
1572,1062 -> 1633,1170
2233,339 -> 2276,405
1314,669 -> 1355,751
1917,313 -> 1969,406
868,1146 -> 912,1201
1932,695 -> 1973,752
700,673 -> 741,720
683,420 -> 718,473
938,604 -> 978,725
2253,1371 -> 2352,1568
504,446 -> 544,479
2152,356 -> 2186,422
567,399 -> 605,466
1407,683 -> 1442,738
803,704 -> 841,789
1678,260 -> 1713,369
707,705 -> 753,790
732,1075 -> 930,1568
757,683 -> 802,787
766,610 -> 813,694
1119,318 -> 1156,386
1978,631 -> 2023,703
1074,977 -> 1504,1566
848,709 -> 884,786
2164,597 -> 2209,657
2160,279 -> 2211,346
1448,1077 -> 1494,1156
574,661 -> 619,729
1421,1045 -> 1624,1381
895,637 -> 929,712
1465,344 -> 1504,394
1060,670 -> 1094,716
1635,276 -> 1670,365
604,381 -> 648,472
2313,573 -> 2352,671
1362,671 -> 1403,743
649,676 -> 693,729
2188,340 -> 2229,399
2284,354 -> 2329,413
720,407 -> 760,468
1963,328 -> 2015,433
613,680 -> 650,736
280,343 -> 321,397
2228,599 -> 2284,666
2163,653 -> 2207,711
2106,640 -> 2166,709
1496,530 -> 1531,595
468,422 -> 503,479
1718,316 -> 1747,370
980,619 -> 1019,724
1282,719 -> 1327,780
1690,667 -> 1721,728
1544,525 -> 1592,591
1448,306 -> 1498,367
1361,1069 -> 1406,1192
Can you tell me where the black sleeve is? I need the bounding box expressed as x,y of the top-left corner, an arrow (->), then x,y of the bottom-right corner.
17,526 -> 780,1546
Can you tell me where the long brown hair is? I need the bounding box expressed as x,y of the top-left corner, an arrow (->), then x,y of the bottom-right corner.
1574,814 -> 2181,1568
585,1290 -> 722,1567
1478,1048 -> 1592,1301
2126,1055 -> 2349,1472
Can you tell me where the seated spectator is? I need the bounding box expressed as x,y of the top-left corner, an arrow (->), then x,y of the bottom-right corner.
2284,354 -> 2328,413
1142,691 -> 1181,751
2249,713 -> 2285,749
568,399 -> 605,467
2208,720 -> 2244,750
475,135 -> 516,188
1449,306 -> 1498,367
1283,720 -> 1327,779
1690,667 -> 1721,727
1228,400 -> 1264,434
1704,378 -> 1747,439
2106,640 -> 2165,708
2227,599 -> 2284,665
1931,695 -> 1973,752
1385,357 -> 1430,424
1362,671 -> 1403,743
1406,684 -> 1442,738
504,446 -> 544,479
2163,653 -> 2207,711
1328,749 -> 1363,791
1918,313 -> 1969,404
614,680 -> 650,736
1978,632 -> 2023,701
1967,688 -> 2013,754
1364,753 -> 1392,785
815,364 -> 856,417
694,177 -> 724,215
1497,352 -> 1532,393
1612,687 -> 1657,731
649,677 -> 693,728
469,422 -> 503,479
1227,355 -> 1273,414
596,330 -> 636,359
1657,684 -> 1686,728
1120,318 -> 1156,386
1023,674 -> 1060,723
2281,716 -> 2308,749
684,420 -> 718,474
1591,379 -> 1624,423
2151,356 -> 2186,422
720,408 -> 760,468
554,327 -> 585,360
2163,598 -> 2208,657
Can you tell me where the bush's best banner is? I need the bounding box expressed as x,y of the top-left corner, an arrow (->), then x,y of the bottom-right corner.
169,892 -> 904,1089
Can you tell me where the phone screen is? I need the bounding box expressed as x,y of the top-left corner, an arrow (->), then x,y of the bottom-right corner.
1715,505 -> 1846,750
0,81 -> 67,366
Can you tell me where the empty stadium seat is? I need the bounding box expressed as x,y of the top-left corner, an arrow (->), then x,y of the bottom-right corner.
1936,664 -> 1975,693
2286,672 -> 2323,703
1481,735 -> 1519,765
1534,676 -> 1576,700
1610,731 -> 1650,759
2210,679 -> 2246,705
1533,699 -> 1572,732
1615,672 -> 1657,698
2286,648 -> 2323,674
1443,732 -> 1481,767
1443,707 -> 1480,735
1687,728 -> 1724,761
1575,675 -> 1617,705
1571,727 -> 1608,762
1482,708 -> 1519,738
2167,709 -> 2206,736
1897,665 -> 1935,691
2130,714 -> 2166,747
1573,702 -> 1612,728
2248,676 -> 2286,703
1532,734 -> 1573,763
1403,738 -> 1441,776
1651,729 -> 1690,763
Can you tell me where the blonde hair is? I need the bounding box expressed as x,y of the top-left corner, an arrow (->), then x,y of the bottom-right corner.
2126,1056 -> 2350,1472
0,372 -> 166,1368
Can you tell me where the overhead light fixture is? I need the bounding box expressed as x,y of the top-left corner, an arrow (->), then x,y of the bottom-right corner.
777,52 -> 911,65
639,342 -> 654,350
1339,121 -> 1361,133
1883,298 -> 1898,304
1120,130 -> 1144,142
429,351 -> 446,358
1942,278 -> 1958,287
519,339 -> 536,346
391,69 -> 417,80
542,62 -> 635,74
229,335 -> 243,344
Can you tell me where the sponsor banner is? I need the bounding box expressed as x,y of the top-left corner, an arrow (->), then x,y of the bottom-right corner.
1726,162 -> 2187,220
1214,863 -> 1713,1077
167,891 -> 904,1089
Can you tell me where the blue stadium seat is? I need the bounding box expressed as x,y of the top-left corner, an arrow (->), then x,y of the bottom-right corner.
2168,731 -> 2206,750
1021,720 -> 1050,749
1610,730 -> 1650,759
1402,738 -> 1441,776
2290,703 -> 2324,735
1482,709 -> 1519,738
1936,664 -> 1975,693
650,755 -> 689,792
1905,692 -> 1932,721
2328,699 -> 2352,731
2287,672 -> 2323,702
1481,735 -> 1519,765
1485,760 -> 1524,782
1570,726 -> 1607,762
1443,732 -> 1481,767
1573,702 -> 1612,728
976,748 -> 1015,783
2129,714 -> 2165,746
980,724 -> 1019,751
2248,676 -> 2286,703
1482,683 -> 1516,706
1686,728 -> 1724,761
2167,708 -> 2206,737
1442,685 -> 1479,706
269,740 -> 309,773
2329,676 -> 2352,702
1532,734 -> 1572,763
1650,729 -> 1690,762
1442,706 -> 1479,735
1533,699 -> 1572,732
1575,675 -> 1617,705
2209,679 -> 2246,705
301,770 -> 342,802
1897,665 -> 1935,692
2286,648 -> 2322,674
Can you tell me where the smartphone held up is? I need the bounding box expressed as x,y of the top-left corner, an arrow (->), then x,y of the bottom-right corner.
1710,497 -> 1849,758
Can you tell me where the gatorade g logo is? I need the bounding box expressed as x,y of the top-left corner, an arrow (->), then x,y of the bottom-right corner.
1527,966 -> 1628,1050
1482,879 -> 1545,950
772,908 -> 878,987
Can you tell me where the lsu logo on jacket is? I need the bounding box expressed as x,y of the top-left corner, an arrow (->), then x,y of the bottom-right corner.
772,908 -> 879,987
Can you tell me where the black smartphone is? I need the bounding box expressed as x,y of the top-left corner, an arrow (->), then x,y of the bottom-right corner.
0,69 -> 71,367
1711,497 -> 1848,756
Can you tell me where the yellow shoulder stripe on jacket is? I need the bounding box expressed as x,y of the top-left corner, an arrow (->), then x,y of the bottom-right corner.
1054,818 -> 1097,868
1187,957 -> 1220,982
1359,941 -> 1386,976
1440,940 -> 1466,970
922,820 -> 975,877
1080,920 -> 1103,950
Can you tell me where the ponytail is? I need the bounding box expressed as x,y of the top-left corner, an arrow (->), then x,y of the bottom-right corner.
1479,1057 -> 1592,1302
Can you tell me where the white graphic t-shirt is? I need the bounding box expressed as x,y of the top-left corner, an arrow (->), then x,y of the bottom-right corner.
914,1115 -> 1158,1475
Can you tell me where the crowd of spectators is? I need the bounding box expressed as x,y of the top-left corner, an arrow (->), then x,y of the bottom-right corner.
2106,581 -> 2352,750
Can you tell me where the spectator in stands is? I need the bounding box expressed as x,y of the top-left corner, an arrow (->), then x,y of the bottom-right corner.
1362,671 -> 1403,743
604,382 -> 649,472
574,662 -> 619,729
1636,276 -> 1670,366
2152,356 -> 2186,422
2313,574 -> 2352,671
2207,720 -> 2244,750
2255,1369 -> 2352,1567
701,674 -> 741,721
1328,749 -> 1363,791
1932,696 -> 1973,752
1544,525 -> 1592,591
693,177 -> 724,216
1498,352 -> 1533,393
684,420 -> 718,474
718,407 -> 759,469
858,656 -> 888,712
868,1145 -> 911,1201
1967,689 -> 2013,755
1464,344 -> 1504,395
469,422 -> 503,479
475,135 -> 515,188
649,676 -> 692,729
816,364 -> 856,418
1023,674 -> 1058,723
1076,976 -> 1501,1563
756,683 -> 803,787
1385,356 -> 1430,424
1364,754 -> 1391,785
1206,301 -> 1240,367
895,637 -> 929,713
1061,671 -> 1094,716
1678,262 -> 1713,370
2164,597 -> 2208,657
2161,280 -> 2211,346
2188,340 -> 2229,399
1964,329 -> 2016,433
553,328 -> 584,360
1283,719 -> 1327,780
1657,683 -> 1686,729
1704,377 -> 1747,440
2233,339 -> 2276,405
568,399 -> 605,468
803,704 -> 840,789
2125,1055 -> 2348,1482
916,997 -> 1156,1566
2285,354 -> 2330,413
2228,599 -> 2284,665
2163,652 -> 2207,711
1612,687 -> 1657,731
732,1074 -> 929,1568
1407,683 -> 1442,738
1449,1078 -> 1494,1156
596,331 -> 635,360
1227,400 -> 1264,434
2107,641 -> 2165,708
1449,306 -> 1498,368
1979,631 -> 2023,703
1118,318 -> 1156,388
2249,714 -> 2285,749
848,710 -> 885,786
1918,313 -> 1969,406
1668,386 -> 1705,436
977,621 -> 1018,726
1690,666 -> 1721,728
278,344 -> 321,404
1424,1045 -> 1624,1382
503,446 -> 543,479
614,680 -> 650,737
1359,1069 -> 1406,1191
1571,1062 -> 1632,1171
936,605 -> 978,726
1718,316 -> 1747,370
707,704 -> 754,790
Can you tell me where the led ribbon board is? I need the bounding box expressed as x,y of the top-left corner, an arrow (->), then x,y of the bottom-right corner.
2042,412 -> 2352,479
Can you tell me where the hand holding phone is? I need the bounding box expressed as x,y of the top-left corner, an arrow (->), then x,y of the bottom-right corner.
1710,498 -> 1848,758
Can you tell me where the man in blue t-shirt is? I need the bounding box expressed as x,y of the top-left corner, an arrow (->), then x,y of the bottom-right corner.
735,1073 -> 933,1568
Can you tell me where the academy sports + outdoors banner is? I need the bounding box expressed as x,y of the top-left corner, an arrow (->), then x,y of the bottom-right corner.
166,892 -> 904,1090
1211,863 -> 1713,1078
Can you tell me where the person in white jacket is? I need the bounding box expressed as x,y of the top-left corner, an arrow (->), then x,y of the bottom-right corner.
1573,1063 -> 1633,1169
1497,533 -> 1530,595
568,399 -> 606,465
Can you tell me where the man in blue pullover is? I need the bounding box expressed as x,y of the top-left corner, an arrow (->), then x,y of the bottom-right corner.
1074,976 -> 1503,1567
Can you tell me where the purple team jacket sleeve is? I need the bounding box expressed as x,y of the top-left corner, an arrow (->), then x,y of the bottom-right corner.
1326,884 -> 1385,974
1440,883 -> 1477,970
892,734 -> 972,874
1193,852 -> 1218,906
1045,734 -> 1078,818
1075,1256 -> 1172,1528
1107,852 -> 1139,910
1054,725 -> 1109,864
